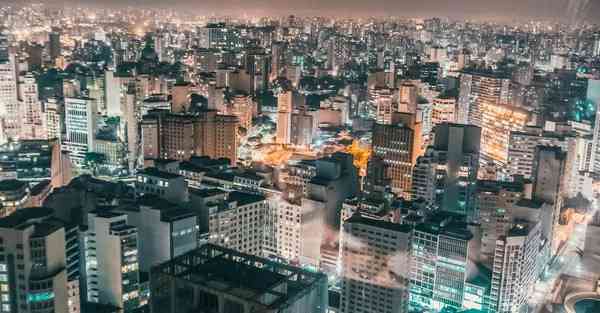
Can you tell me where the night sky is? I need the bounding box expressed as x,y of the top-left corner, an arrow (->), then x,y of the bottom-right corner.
26,0 -> 600,21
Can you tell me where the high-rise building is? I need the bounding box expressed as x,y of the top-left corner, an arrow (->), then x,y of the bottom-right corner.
431,95 -> 456,127
412,123 -> 481,218
398,83 -> 417,114
276,90 -> 292,144
409,213 -> 476,313
490,219 -> 541,313
149,244 -> 328,313
44,98 -> 62,141
203,190 -> 268,257
0,207 -> 69,313
480,103 -> 529,166
135,167 -> 189,203
85,211 -> 140,312
588,79 -> 600,173
115,195 -> 198,273
340,213 -> 411,313
290,106 -> 314,147
141,110 -> 239,165
507,126 -> 571,179
18,73 -> 45,140
371,87 -> 396,125
0,50 -> 18,142
63,97 -> 97,166
372,113 -> 421,198
49,31 -> 61,63
170,82 -> 190,113
457,71 -> 511,127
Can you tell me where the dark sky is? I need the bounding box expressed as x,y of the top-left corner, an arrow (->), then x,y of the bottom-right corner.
47,0 -> 600,21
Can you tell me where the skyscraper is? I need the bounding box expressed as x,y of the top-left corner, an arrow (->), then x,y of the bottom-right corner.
49,30 -> 61,63
0,48 -> 18,142
18,73 -> 45,140
340,213 -> 411,313
85,211 -> 140,312
457,71 -> 511,127
63,97 -> 97,166
409,213 -> 475,313
0,207 -> 70,313
372,113 -> 422,198
412,123 -> 481,218
276,90 -> 292,145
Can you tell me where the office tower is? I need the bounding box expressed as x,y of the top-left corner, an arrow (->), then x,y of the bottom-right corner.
0,179 -> 31,217
409,213 -> 476,313
507,126 -> 570,179
276,90 -> 292,144
115,195 -> 197,272
412,123 -> 481,218
398,82 -> 417,114
364,155 -> 391,193
371,87 -> 395,125
304,152 -> 359,272
0,207 -> 69,313
44,98 -> 62,140
18,73 -> 45,140
104,70 -> 121,117
457,71 -> 511,126
340,213 -> 411,313
372,113 -> 421,198
50,139 -> 73,189
227,91 -> 253,131
85,211 -> 140,312
271,41 -> 285,79
0,50 -> 18,141
124,85 -> 139,172
198,23 -> 240,50
272,196 -> 303,262
63,97 -> 97,166
49,30 -> 61,63
476,179 -> 526,265
290,106 -> 314,147
532,146 -> 565,204
457,50 -> 470,70
171,82 -> 190,113
26,43 -> 43,70
431,95 -> 456,127
149,244 -> 328,313
480,103 -> 529,166
141,111 -> 239,165
203,190 -> 268,256
491,219 -> 541,313
135,167 -> 188,203
532,146 -> 566,254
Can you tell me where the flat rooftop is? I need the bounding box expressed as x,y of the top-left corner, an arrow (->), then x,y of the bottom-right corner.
152,244 -> 327,309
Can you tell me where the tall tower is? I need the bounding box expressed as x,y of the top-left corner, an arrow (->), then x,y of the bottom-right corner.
276,91 -> 292,145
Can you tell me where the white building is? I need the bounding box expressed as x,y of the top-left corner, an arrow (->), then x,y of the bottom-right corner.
64,97 -> 97,166
340,213 -> 411,313
85,211 -> 140,312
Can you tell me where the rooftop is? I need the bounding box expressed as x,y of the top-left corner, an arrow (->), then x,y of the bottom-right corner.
138,167 -> 182,180
151,244 -> 327,310
0,207 -> 54,229
345,213 -> 412,233
0,179 -> 28,192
